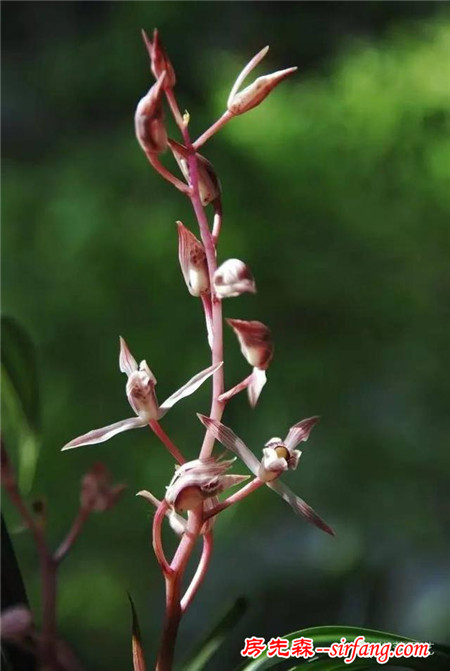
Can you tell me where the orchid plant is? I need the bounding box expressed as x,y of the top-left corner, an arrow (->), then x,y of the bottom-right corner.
1,32 -> 334,671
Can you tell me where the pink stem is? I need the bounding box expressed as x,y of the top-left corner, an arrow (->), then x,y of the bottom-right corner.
165,88 -> 226,460
180,531 -> 213,612
54,507 -> 91,564
146,151 -> 191,195
193,110 -> 234,150
218,373 -> 253,403
204,478 -> 265,520
154,88 -> 230,670
152,500 -> 173,577
156,507 -> 203,671
149,420 -> 186,464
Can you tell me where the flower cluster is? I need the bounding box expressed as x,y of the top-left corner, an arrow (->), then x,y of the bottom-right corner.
58,31 -> 333,670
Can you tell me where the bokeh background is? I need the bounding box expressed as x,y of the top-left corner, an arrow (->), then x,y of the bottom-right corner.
2,2 -> 450,669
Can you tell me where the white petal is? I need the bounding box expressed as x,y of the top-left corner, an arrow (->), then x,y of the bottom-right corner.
159,362 -> 222,415
62,416 -> 146,451
247,367 -> 267,407
268,479 -> 334,535
197,415 -> 261,475
284,416 -> 320,451
119,336 -> 138,376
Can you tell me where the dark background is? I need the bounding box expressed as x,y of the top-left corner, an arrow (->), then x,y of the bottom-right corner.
2,2 -> 450,669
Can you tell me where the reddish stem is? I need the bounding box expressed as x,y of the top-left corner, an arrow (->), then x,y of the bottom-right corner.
54,507 -> 91,565
145,151 -> 191,195
193,110 -> 234,150
149,420 -> 186,464
152,501 -> 173,577
204,478 -> 265,520
180,530 -> 213,612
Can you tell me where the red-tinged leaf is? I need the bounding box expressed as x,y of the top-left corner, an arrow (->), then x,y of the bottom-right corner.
128,594 -> 146,671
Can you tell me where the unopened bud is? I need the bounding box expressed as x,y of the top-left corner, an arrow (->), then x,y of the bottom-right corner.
227,318 -> 273,370
80,463 -> 126,512
214,259 -> 256,298
228,67 -> 297,116
177,221 -> 209,297
141,28 -> 176,88
168,139 -> 221,206
0,606 -> 33,642
135,72 -> 167,154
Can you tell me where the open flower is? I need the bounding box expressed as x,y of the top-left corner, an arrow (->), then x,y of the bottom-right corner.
62,337 -> 221,451
214,259 -> 256,298
198,414 -> 334,535
165,457 -> 248,512
227,318 -> 273,407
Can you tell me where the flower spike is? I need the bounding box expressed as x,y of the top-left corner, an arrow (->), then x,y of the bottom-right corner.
62,338 -> 221,451
198,414 -> 334,535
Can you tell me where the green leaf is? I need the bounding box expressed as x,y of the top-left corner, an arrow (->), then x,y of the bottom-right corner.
239,626 -> 450,670
1,316 -> 41,492
184,596 -> 248,671
128,593 -> 146,671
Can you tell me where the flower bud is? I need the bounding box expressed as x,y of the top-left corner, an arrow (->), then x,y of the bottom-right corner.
80,463 -> 126,512
227,318 -> 273,370
168,139 -> 221,206
228,67 -> 297,116
141,28 -> 176,88
214,259 -> 256,298
134,72 -> 167,154
0,606 -> 33,642
177,221 -> 210,297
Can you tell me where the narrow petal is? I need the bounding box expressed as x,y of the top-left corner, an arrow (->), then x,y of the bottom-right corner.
159,362 -> 222,415
284,416 -> 320,451
119,336 -> 138,376
197,415 -> 261,475
62,417 -> 146,451
248,367 -> 267,408
268,479 -> 335,535
227,45 -> 270,108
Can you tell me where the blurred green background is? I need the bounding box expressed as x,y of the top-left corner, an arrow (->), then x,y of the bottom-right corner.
2,1 -> 450,669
